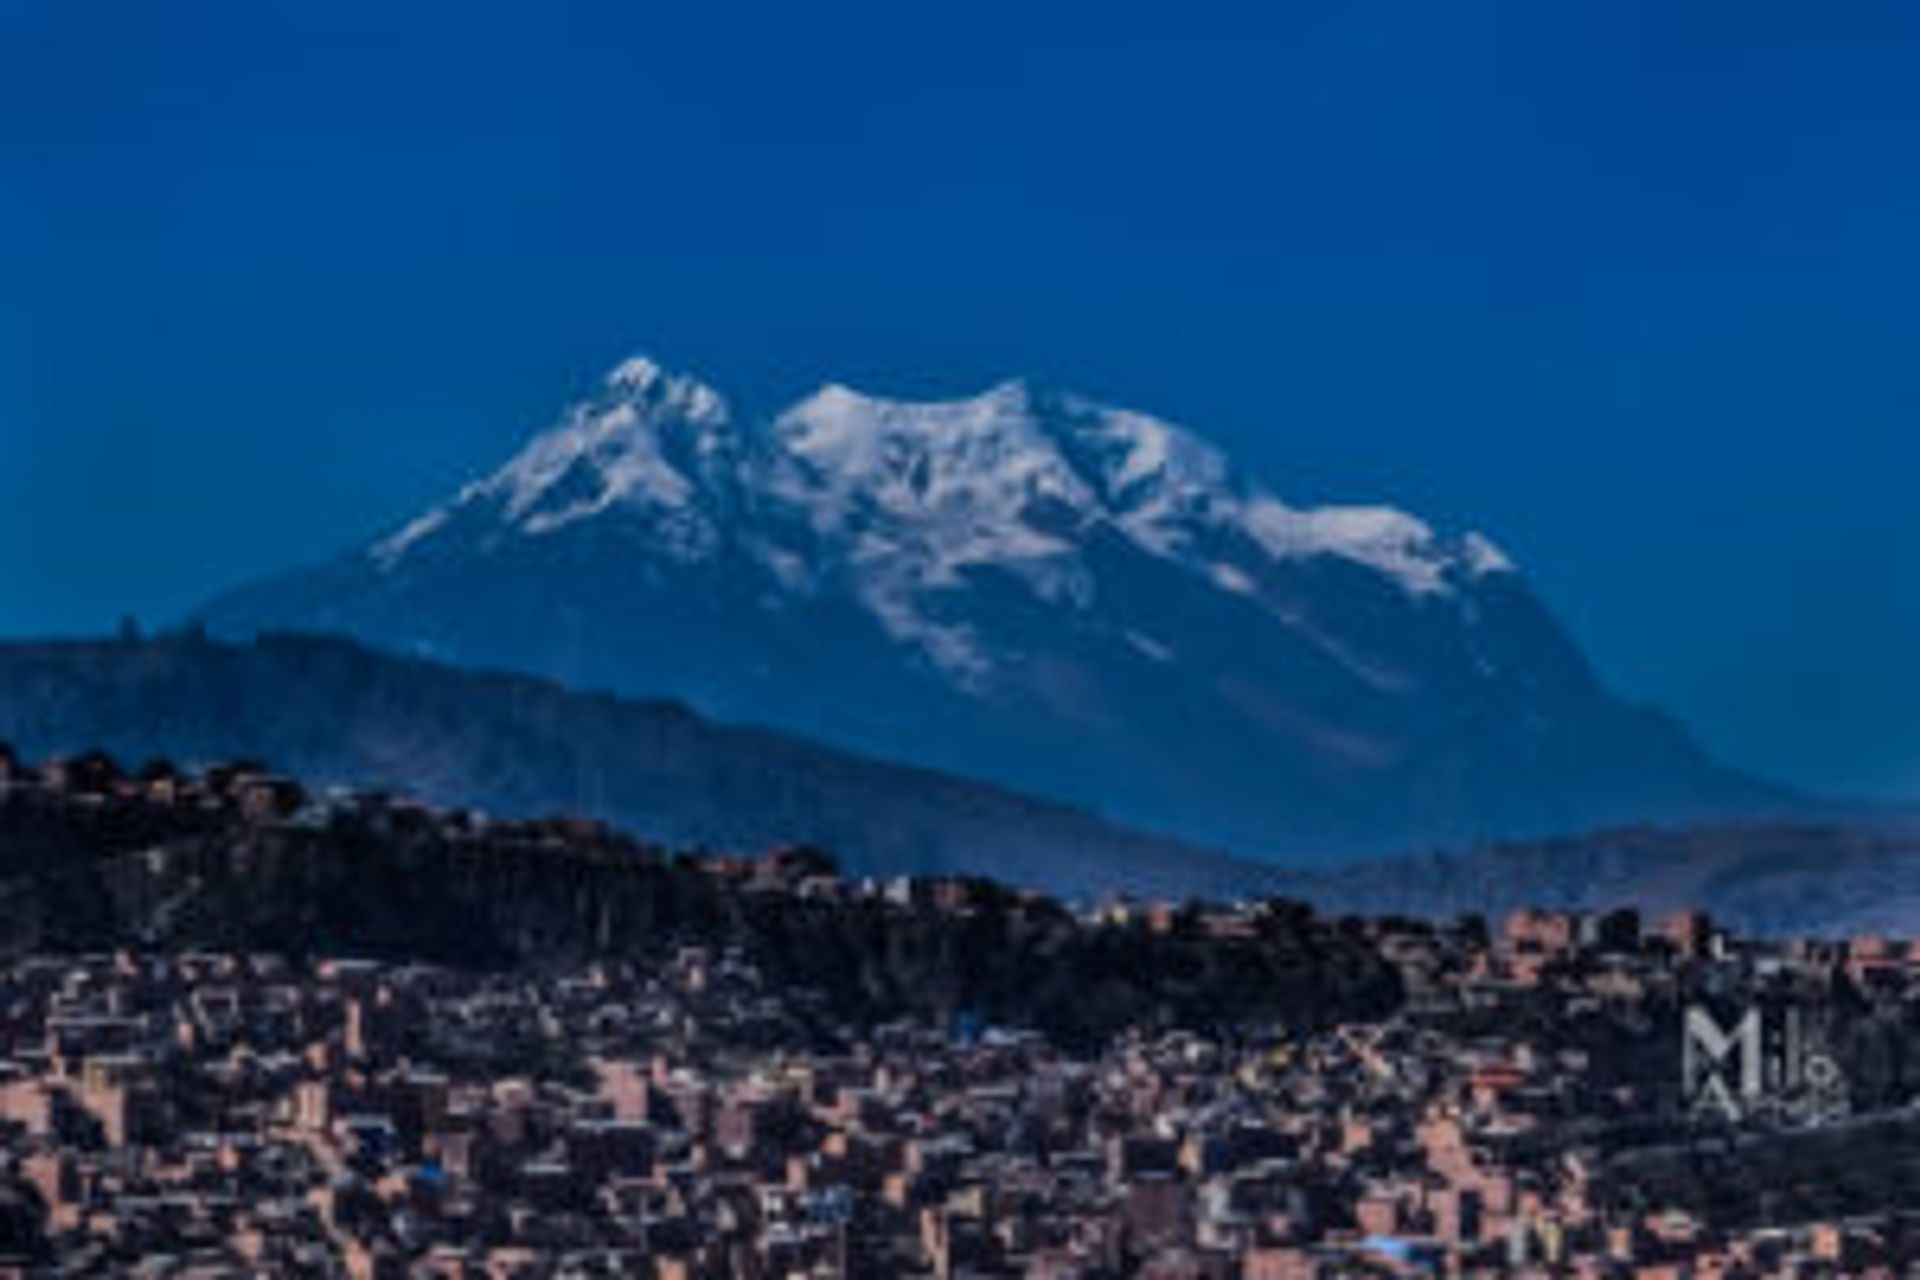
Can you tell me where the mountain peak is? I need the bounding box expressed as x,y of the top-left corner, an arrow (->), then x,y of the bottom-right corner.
786,376 -> 1035,427
770,377 -> 1082,515
594,354 -> 729,422
604,353 -> 667,390
451,356 -> 736,539
370,356 -> 1516,608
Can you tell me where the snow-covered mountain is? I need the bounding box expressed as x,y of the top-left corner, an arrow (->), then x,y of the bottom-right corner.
201,355 -> 1789,863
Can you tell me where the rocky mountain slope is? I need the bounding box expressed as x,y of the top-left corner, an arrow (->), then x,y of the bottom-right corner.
200,356 -> 1791,860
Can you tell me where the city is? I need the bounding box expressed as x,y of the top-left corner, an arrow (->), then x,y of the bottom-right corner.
0,752 -> 1914,1276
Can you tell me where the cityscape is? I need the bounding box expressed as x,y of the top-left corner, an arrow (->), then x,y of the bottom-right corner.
8,3 -> 1918,1275
0,753 -> 1913,1276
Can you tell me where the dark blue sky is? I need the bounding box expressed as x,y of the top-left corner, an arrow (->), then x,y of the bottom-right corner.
2,0 -> 1916,799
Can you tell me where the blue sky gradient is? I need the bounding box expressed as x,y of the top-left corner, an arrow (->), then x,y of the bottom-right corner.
2,0 -> 1915,798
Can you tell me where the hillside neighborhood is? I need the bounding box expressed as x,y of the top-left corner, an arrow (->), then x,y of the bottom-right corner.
0,751 -> 1914,1275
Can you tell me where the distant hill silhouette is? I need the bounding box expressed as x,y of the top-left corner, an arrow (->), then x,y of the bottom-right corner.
1303,820 -> 1920,937
0,630 -> 1274,899
0,631 -> 1898,929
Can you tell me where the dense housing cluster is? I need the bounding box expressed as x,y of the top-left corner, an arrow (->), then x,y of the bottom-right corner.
0,752 -> 1915,1275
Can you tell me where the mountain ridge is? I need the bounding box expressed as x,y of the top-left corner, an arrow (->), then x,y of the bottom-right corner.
0,630 -> 1899,934
201,354 -> 1796,862
0,629 -> 1275,899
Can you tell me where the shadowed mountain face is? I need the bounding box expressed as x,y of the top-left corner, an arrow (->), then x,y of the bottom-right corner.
200,357 -> 1792,862
0,632 -> 1278,900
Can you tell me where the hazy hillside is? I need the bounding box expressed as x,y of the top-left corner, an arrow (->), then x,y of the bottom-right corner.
0,630 -> 1274,899
1302,821 -> 1920,937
